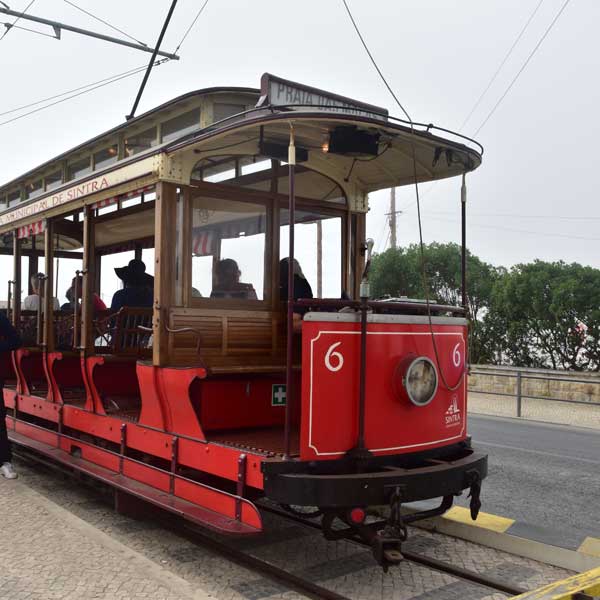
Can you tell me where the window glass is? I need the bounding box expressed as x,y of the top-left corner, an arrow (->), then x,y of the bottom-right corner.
94,145 -> 118,170
99,250 -> 135,307
25,180 -> 43,199
161,108 -> 200,143
190,196 -> 266,300
213,103 -> 246,122
125,127 -> 156,157
45,171 -> 62,191
280,210 -> 342,299
68,157 -> 91,180
8,190 -> 20,206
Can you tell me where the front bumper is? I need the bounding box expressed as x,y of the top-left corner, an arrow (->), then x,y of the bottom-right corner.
263,442 -> 487,508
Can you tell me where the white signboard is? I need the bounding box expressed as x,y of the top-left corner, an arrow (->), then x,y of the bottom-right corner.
257,73 -> 388,122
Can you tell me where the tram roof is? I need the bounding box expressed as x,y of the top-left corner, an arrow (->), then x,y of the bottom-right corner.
0,74 -> 483,225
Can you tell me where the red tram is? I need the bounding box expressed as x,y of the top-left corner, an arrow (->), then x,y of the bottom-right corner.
0,74 -> 486,567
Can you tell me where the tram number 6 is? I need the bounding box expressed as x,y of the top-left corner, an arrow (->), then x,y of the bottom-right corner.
325,342 -> 344,372
452,343 -> 462,368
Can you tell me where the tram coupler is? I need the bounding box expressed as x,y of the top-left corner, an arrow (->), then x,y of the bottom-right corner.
466,470 -> 482,520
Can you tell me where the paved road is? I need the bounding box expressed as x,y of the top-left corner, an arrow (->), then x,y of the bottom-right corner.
460,414 -> 600,545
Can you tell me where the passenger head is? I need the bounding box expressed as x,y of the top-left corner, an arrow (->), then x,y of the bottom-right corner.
280,258 -> 305,281
115,259 -> 148,288
31,273 -> 44,294
215,259 -> 241,289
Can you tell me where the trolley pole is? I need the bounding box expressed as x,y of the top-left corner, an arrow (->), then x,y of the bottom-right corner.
390,187 -> 397,249
316,220 -> 322,298
461,173 -> 467,310
284,126 -> 296,459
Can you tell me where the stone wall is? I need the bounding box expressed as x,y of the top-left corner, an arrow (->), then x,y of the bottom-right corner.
468,364 -> 600,405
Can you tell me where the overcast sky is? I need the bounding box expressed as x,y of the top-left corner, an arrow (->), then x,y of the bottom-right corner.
0,0 -> 597,273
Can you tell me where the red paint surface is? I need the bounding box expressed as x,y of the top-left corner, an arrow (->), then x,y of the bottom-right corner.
300,320 -> 468,460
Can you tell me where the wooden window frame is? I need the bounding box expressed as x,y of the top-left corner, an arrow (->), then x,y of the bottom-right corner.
182,180 -> 349,311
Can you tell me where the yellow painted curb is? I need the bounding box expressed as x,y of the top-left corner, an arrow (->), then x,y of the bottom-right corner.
579,537 -> 600,559
443,506 -> 514,533
510,566 -> 600,599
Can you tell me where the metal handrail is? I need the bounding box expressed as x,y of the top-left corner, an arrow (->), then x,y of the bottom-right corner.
469,368 -> 600,416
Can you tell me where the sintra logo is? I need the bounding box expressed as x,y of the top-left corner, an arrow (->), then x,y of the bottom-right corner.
444,395 -> 461,427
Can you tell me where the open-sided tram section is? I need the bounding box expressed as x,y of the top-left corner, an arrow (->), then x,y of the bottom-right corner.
0,73 -> 486,568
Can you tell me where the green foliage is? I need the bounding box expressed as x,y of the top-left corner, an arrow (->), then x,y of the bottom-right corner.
488,261 -> 600,370
370,245 -> 600,371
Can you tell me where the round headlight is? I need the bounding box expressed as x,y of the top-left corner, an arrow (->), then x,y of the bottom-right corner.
403,356 -> 438,407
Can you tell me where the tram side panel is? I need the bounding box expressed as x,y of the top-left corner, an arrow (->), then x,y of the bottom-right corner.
300,318 -> 467,461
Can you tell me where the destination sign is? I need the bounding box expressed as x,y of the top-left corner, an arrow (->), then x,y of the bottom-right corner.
257,73 -> 388,122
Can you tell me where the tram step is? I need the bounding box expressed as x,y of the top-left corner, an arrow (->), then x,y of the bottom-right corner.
8,429 -> 262,536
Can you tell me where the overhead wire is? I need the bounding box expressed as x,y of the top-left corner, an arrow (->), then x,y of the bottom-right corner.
341,0 -> 463,392
340,0 -> 411,122
0,0 -> 36,40
62,0 -> 148,47
459,0 -> 546,131
0,62 -> 162,117
174,0 -> 209,54
0,58 -> 169,127
1,22 -> 56,38
473,0 -> 573,136
406,209 -> 600,222
422,215 -> 600,243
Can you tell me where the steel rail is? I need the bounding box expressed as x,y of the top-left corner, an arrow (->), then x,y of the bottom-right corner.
259,503 -> 528,597
12,442 -> 525,597
11,446 -> 352,600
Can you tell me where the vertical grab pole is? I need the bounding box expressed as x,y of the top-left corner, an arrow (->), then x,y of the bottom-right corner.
12,233 -> 21,328
461,173 -> 467,310
284,124 -> 296,459
7,280 -> 12,324
357,239 -> 373,455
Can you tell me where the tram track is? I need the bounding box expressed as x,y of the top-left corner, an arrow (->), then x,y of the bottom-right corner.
258,503 -> 528,597
13,446 -> 527,600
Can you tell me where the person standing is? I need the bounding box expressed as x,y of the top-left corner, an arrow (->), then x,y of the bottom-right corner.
0,312 -> 21,479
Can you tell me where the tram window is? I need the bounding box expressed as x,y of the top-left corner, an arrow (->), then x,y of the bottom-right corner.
45,171 -> 62,191
99,251 -> 135,306
125,127 -> 156,157
25,180 -> 43,199
161,108 -> 201,143
190,196 -> 266,301
280,210 -> 342,299
94,145 -> 118,170
213,103 -> 246,122
8,190 -> 21,206
68,157 -> 92,181
240,158 -> 272,176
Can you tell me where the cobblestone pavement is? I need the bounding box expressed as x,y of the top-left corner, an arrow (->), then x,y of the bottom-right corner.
0,455 -> 576,600
469,391 -> 600,429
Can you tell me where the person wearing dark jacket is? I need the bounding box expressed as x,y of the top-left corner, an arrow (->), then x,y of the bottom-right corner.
110,259 -> 154,311
0,312 -> 21,479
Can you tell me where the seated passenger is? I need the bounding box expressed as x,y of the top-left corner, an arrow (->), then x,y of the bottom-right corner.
280,258 -> 313,302
110,259 -> 154,311
70,275 -> 107,314
22,273 -> 60,312
210,258 -> 257,300
60,287 -> 76,312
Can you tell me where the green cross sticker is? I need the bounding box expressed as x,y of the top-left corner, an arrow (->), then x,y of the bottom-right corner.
272,384 -> 286,406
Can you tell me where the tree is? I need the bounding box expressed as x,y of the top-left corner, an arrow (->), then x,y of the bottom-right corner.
487,261 -> 600,371
370,243 -> 499,363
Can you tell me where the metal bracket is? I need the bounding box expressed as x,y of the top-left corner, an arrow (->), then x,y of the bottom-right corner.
235,453 -> 247,521
119,423 -> 127,474
169,436 -> 178,495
